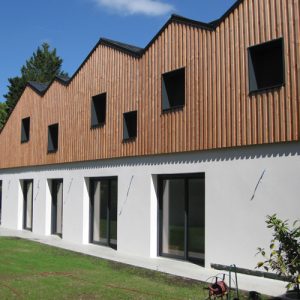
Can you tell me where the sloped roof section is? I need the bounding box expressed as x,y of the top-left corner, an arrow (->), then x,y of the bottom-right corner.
100,38 -> 143,57
27,75 -> 70,96
31,0 -> 243,91
28,81 -> 50,94
1,0 -> 243,133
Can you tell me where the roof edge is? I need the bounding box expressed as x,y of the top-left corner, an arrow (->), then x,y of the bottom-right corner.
13,0 -> 245,96
0,0 -> 244,134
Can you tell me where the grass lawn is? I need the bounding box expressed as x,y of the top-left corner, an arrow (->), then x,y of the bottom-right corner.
0,237 -> 269,300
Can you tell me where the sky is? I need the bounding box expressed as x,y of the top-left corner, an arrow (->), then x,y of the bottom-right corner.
0,0 -> 237,101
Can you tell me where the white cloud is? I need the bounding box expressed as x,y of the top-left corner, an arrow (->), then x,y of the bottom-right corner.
95,0 -> 174,16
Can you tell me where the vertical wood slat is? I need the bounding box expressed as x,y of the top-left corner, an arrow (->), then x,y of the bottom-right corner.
0,0 -> 299,170
295,0 -> 300,139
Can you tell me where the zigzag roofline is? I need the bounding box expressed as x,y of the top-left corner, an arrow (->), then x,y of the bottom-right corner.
1,0 -> 243,132
27,0 -> 243,96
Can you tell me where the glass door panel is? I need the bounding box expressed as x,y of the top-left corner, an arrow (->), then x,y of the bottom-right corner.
23,180 -> 33,231
188,178 -> 205,262
159,174 -> 205,265
99,181 -> 109,243
56,181 -> 63,235
91,177 -> 118,249
93,181 -> 101,242
161,179 -> 185,258
109,179 -> 118,248
93,180 -> 108,243
51,179 -> 63,236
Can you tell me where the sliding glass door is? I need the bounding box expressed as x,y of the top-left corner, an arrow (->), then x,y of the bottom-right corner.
51,179 -> 63,236
90,177 -> 117,249
159,174 -> 205,265
23,180 -> 33,231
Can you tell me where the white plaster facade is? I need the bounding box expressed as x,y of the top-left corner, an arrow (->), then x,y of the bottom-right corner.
0,141 -> 299,291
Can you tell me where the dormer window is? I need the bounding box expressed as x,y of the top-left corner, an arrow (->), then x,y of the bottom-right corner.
123,111 -> 137,141
162,68 -> 185,111
48,123 -> 59,153
248,38 -> 284,93
21,117 -> 30,143
91,93 -> 106,128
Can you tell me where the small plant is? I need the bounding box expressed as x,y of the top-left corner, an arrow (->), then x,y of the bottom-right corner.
256,214 -> 300,291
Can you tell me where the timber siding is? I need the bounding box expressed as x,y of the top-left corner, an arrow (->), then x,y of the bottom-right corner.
0,0 -> 299,169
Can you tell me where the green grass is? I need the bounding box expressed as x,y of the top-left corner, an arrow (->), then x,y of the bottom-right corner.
0,237 -> 269,300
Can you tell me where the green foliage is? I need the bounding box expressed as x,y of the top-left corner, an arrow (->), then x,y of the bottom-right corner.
257,214 -> 300,290
3,43 -> 68,116
0,102 -> 8,129
3,76 -> 26,114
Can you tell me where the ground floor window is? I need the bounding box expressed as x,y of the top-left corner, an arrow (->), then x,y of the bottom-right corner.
90,177 -> 118,249
50,179 -> 63,237
158,173 -> 205,265
22,180 -> 33,231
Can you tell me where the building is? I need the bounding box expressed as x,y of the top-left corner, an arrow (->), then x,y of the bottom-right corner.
0,0 -> 299,292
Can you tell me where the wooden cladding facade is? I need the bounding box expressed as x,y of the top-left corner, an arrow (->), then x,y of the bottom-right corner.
0,0 -> 299,169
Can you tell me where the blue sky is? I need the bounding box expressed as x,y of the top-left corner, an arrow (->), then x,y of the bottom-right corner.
0,0 -> 237,101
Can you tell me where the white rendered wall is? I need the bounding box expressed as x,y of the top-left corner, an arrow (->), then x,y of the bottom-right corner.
0,142 -> 299,272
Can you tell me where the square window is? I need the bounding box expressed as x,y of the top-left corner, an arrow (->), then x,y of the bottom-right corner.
91,93 -> 106,127
21,117 -> 30,143
48,123 -> 59,153
123,111 -> 137,140
248,38 -> 284,93
162,68 -> 185,111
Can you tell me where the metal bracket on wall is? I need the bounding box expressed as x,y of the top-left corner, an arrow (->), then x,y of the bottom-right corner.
119,175 -> 134,216
250,170 -> 266,201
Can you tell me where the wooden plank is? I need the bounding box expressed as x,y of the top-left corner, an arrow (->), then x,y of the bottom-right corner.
0,0 -> 299,169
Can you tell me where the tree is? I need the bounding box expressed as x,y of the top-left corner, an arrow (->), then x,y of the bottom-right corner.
3,43 -> 68,113
0,102 -> 8,129
257,214 -> 300,293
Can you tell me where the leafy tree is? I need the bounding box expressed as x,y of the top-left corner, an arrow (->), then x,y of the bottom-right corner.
257,214 -> 300,292
3,43 -> 68,113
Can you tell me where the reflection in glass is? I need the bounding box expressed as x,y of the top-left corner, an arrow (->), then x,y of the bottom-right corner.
160,175 -> 205,264
51,180 -> 63,236
91,178 -> 118,249
99,181 -> 108,243
162,179 -> 185,257
23,180 -> 33,230
110,179 -> 118,247
188,178 -> 205,260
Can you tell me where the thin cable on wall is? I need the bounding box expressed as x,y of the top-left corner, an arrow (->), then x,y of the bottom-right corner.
119,175 -> 134,216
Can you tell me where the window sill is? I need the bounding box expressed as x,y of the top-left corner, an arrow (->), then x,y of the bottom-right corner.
90,123 -> 105,129
47,149 -> 58,154
21,140 -> 29,144
249,83 -> 284,95
161,105 -> 184,114
122,137 -> 136,143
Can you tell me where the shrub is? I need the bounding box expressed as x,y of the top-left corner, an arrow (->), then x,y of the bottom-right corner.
256,214 -> 300,291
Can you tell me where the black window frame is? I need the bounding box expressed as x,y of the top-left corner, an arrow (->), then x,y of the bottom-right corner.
89,176 -> 118,250
91,92 -> 107,128
158,173 -> 205,266
48,123 -> 59,153
248,37 -> 285,94
21,117 -> 30,143
123,110 -> 137,141
161,67 -> 185,112
22,179 -> 34,231
50,178 -> 63,237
